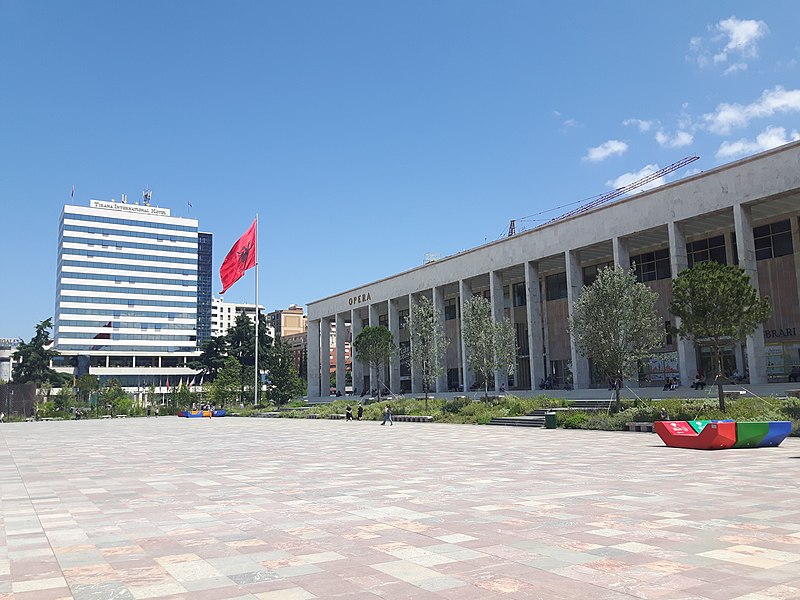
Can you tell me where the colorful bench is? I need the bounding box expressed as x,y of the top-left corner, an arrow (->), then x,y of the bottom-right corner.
655,420 -> 792,450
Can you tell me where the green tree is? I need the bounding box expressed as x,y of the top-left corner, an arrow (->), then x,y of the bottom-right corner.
407,296 -> 450,405
462,296 -> 516,398
208,356 -> 242,407
568,265 -> 663,410
299,347 -> 308,382
54,386 -> 75,416
353,326 -> 396,400
171,382 -> 192,411
12,319 -> 65,386
76,374 -> 99,407
99,379 -> 130,416
265,337 -> 305,406
670,261 -> 772,411
226,312 -> 273,404
188,336 -> 229,381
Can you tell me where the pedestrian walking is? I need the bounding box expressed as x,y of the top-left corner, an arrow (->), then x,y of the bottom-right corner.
381,404 -> 393,426
345,404 -> 353,421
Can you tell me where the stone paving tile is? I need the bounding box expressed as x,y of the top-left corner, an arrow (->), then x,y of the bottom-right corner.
1,419 -> 800,599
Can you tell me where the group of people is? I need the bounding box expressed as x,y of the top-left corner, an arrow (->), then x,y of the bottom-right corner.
344,402 -> 364,421
691,370 -> 706,390
662,376 -> 680,391
343,402 -> 394,425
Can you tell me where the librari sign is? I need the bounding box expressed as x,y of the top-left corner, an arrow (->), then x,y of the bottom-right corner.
765,327 -> 797,339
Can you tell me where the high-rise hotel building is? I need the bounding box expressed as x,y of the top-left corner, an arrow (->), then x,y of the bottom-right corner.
53,199 -> 211,388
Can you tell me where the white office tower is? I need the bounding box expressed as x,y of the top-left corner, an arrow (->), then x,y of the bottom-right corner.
54,199 -> 204,389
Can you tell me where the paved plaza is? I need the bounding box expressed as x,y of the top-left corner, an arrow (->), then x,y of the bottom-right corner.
1,418 -> 799,600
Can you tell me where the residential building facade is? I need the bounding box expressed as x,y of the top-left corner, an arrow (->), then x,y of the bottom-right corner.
210,297 -> 270,339
267,305 -> 307,339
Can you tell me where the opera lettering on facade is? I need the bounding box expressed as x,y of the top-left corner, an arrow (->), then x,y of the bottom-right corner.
348,292 -> 372,306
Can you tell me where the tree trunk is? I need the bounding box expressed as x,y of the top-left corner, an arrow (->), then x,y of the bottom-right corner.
714,347 -> 726,412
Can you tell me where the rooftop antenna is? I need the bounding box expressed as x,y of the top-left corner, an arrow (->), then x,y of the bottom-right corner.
143,188 -> 152,206
507,155 -> 700,236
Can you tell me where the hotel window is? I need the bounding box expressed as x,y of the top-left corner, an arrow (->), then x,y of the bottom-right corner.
545,272 -> 567,301
631,249 -> 671,282
687,235 -> 726,267
444,299 -> 457,320
379,314 -> 388,328
399,309 -> 410,328
753,219 -> 793,260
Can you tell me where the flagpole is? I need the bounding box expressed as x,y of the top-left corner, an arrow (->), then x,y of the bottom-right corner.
254,213 -> 259,407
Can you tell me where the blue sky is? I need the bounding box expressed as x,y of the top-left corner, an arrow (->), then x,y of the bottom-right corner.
2,1 -> 799,340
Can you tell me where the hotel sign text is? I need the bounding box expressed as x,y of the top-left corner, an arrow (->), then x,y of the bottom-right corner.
90,200 -> 171,217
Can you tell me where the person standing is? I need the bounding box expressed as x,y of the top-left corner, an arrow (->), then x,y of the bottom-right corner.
381,404 -> 393,426
345,404 -> 353,421
357,403 -> 363,420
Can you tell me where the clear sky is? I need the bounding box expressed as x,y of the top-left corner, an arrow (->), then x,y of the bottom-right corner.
2,1 -> 799,340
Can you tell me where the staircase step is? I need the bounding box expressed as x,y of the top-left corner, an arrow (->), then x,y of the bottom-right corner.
488,416 -> 545,427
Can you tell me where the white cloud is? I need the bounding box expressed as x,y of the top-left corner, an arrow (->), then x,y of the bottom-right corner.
623,118 -> 654,132
723,62 -> 748,75
689,16 -> 768,71
563,118 -> 579,128
607,164 -> 665,193
716,126 -> 800,159
704,86 -> 800,134
655,130 -> 694,148
584,140 -> 628,162
716,16 -> 768,61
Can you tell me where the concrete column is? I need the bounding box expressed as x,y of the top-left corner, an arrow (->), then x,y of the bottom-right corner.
368,304 -> 380,394
388,298 -> 401,394
432,286 -> 448,393
612,236 -> 630,271
320,318 -> 331,397
459,280 -> 473,392
733,203 -> 767,383
490,270 -> 508,392
351,309 -> 364,396
409,294 -> 423,393
525,261 -> 545,391
307,319 -> 321,398
566,250 -> 590,389
335,313 -> 346,396
668,221 -> 698,387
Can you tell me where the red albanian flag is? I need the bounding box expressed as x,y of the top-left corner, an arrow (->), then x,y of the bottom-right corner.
219,219 -> 257,294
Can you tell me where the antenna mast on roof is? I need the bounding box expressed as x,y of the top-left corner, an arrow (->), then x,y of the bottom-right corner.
547,155 -> 699,224
507,155 -> 700,236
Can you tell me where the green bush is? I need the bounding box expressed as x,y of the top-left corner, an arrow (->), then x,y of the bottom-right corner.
559,412 -> 589,429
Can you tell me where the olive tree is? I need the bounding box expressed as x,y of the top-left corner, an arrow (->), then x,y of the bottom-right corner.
462,296 -> 516,398
353,326 -> 396,400
407,295 -> 450,406
568,265 -> 663,410
670,261 -> 771,411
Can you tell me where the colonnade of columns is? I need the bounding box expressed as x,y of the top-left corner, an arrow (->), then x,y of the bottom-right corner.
306,203 -> 770,397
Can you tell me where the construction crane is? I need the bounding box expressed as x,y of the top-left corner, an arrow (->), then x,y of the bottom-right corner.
507,155 -> 700,236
